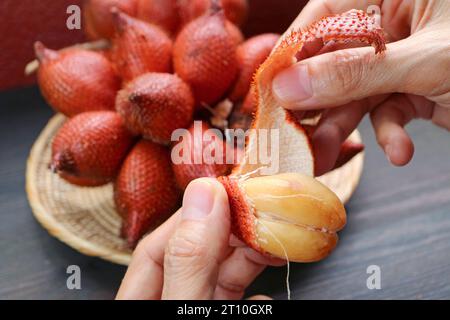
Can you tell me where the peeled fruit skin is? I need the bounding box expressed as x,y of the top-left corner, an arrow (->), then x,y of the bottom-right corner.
218,173 -> 346,262
172,121 -> 232,189
83,0 -> 137,39
35,42 -> 120,117
116,73 -> 194,144
115,140 -> 181,248
51,111 -> 135,186
111,10 -> 173,82
173,9 -> 238,106
230,33 -> 280,101
136,0 -> 179,35
178,0 -> 248,27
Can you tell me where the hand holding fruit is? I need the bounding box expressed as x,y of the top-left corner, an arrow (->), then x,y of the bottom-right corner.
272,0 -> 450,175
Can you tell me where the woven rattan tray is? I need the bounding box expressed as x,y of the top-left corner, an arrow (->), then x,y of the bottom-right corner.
26,114 -> 364,265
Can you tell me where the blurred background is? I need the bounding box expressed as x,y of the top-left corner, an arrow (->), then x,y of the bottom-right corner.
1,0 -> 450,299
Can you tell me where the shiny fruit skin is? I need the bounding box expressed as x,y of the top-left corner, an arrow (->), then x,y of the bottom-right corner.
173,9 -> 238,106
83,0 -> 137,39
115,140 -> 181,247
172,121 -> 232,189
35,42 -> 120,117
51,111 -> 135,186
136,0 -> 179,35
111,10 -> 173,81
116,73 -> 195,144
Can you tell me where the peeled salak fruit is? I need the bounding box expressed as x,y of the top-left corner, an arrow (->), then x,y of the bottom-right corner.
35,42 -> 120,117
218,173 -> 346,262
230,33 -> 280,101
83,0 -> 137,39
115,140 -> 181,247
51,111 -> 135,186
111,10 -> 173,81
173,6 -> 238,106
136,0 -> 179,35
178,0 -> 248,27
171,121 -> 232,189
116,73 -> 194,144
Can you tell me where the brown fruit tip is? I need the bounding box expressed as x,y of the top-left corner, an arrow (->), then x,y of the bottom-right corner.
209,0 -> 225,16
51,151 -> 75,174
34,41 -> 58,62
111,7 -> 129,34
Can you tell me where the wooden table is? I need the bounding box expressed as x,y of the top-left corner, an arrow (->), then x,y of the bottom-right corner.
0,86 -> 449,300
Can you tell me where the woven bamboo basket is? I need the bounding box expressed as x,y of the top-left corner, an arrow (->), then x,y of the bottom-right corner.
26,114 -> 364,265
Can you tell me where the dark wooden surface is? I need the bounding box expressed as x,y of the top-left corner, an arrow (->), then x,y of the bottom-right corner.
1,86 -> 449,300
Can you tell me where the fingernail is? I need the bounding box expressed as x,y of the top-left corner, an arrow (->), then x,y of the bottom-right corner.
385,144 -> 393,163
182,180 -> 215,220
272,64 -> 313,105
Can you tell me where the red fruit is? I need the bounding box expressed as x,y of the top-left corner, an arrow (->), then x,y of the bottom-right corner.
116,73 -> 194,144
51,111 -> 135,186
240,86 -> 256,115
35,42 -> 120,117
178,0 -> 248,27
115,140 -> 181,247
136,0 -> 179,35
172,121 -> 233,189
173,7 -> 238,106
333,140 -> 365,170
83,0 -> 137,39
111,10 -> 173,81
230,33 -> 279,101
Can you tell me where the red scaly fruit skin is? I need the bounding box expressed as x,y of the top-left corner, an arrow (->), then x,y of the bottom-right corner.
333,140 -> 365,170
111,10 -> 173,82
116,72 -> 194,145
226,20 -> 244,46
217,176 -> 260,251
178,0 -> 248,27
83,0 -> 137,40
35,42 -> 121,117
230,33 -> 280,101
115,140 -> 181,248
240,86 -> 256,115
51,111 -> 135,186
173,8 -> 238,107
172,121 -> 232,189
136,0 -> 179,36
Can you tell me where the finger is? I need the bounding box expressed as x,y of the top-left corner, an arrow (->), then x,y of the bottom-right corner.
162,178 -> 231,300
213,247 -> 286,300
272,33 -> 449,110
313,95 -> 388,175
116,209 -> 181,300
370,94 -> 415,166
432,105 -> 450,131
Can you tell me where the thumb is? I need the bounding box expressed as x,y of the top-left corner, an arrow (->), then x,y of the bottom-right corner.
272,34 -> 446,110
162,178 -> 230,300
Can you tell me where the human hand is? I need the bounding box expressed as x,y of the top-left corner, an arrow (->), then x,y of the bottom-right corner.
272,0 -> 450,176
116,178 -> 284,300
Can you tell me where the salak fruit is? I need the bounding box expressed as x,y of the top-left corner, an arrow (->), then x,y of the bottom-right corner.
172,121 -> 232,189
219,10 -> 386,262
116,72 -> 194,144
173,4 -> 238,106
218,173 -> 346,262
83,0 -> 137,39
136,0 -> 179,35
35,42 -> 120,117
114,140 -> 181,248
51,111 -> 135,186
229,33 -> 280,102
178,0 -> 248,27
111,9 -> 173,81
